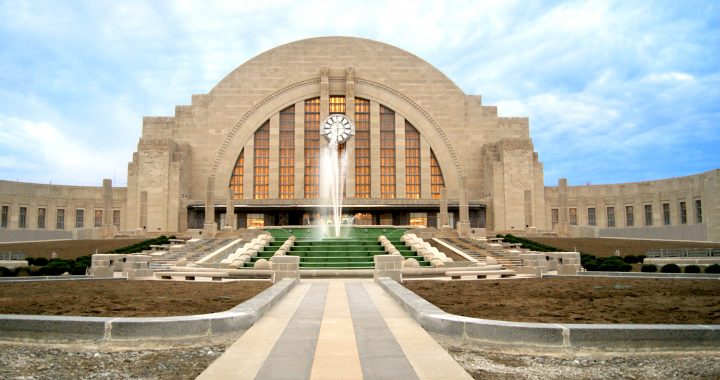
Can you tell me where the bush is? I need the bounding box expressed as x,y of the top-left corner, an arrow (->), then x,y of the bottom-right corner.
33,257 -> 48,266
0,266 -> 16,277
660,263 -> 681,273
641,264 -> 658,272
623,255 -> 641,264
597,256 -> 632,272
111,235 -> 175,254
684,265 -> 701,273
705,264 -> 720,274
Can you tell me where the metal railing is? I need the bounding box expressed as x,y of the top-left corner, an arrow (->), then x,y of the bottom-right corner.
0,252 -> 26,260
646,248 -> 720,258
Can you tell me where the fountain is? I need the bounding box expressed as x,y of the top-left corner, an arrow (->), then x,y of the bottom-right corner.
319,114 -> 354,237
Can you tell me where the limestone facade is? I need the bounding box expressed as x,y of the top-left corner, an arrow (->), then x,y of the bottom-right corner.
0,37 -> 718,242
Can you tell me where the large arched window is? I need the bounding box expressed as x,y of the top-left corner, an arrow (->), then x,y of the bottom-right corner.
229,96 -> 445,202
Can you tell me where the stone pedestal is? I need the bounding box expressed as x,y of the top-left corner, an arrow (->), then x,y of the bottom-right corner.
271,255 -> 300,283
374,255 -> 403,282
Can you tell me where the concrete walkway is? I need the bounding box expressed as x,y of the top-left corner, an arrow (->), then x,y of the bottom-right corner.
197,279 -> 471,380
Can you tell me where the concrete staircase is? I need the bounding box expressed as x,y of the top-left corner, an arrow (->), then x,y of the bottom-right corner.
147,239 -> 239,269
438,237 -> 522,267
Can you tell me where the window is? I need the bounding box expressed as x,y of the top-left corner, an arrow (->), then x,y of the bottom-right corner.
354,98 -> 371,198
113,210 -> 121,228
551,208 -> 559,228
253,121 -> 270,199
662,203 -> 671,226
37,208 -> 46,229
95,210 -> 103,227
430,150 -> 445,199
644,204 -> 653,226
1,206 -> 8,228
56,209 -> 65,230
230,150 -> 244,200
354,212 -> 372,225
587,208 -> 596,226
247,213 -> 264,228
279,105 -> 295,199
304,98 -> 321,198
626,205 -> 634,227
679,201 -> 687,224
695,199 -> 702,223
606,207 -> 615,228
379,105 -> 395,198
569,208 -> 577,225
75,209 -> 84,228
405,122 -> 421,199
19,207 -> 27,229
409,213 -> 427,227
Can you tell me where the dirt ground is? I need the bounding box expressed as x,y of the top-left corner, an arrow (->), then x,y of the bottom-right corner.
525,236 -> 720,257
0,280 -> 270,317
405,277 -> 720,324
0,239 -> 145,259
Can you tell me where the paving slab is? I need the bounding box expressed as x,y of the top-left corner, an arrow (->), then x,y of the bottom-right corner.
198,279 -> 471,379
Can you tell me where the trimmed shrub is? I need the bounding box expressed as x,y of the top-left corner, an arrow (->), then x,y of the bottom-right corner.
597,256 -> 632,272
0,266 -> 15,277
111,235 -> 175,254
623,255 -> 641,264
705,264 -> 720,274
641,264 -> 658,272
33,257 -> 48,267
684,265 -> 701,273
660,263 -> 681,273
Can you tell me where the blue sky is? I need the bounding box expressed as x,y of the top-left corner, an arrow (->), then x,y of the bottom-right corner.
0,0 -> 718,187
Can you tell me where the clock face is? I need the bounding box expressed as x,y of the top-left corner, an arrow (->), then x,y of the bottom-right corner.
322,114 -> 354,144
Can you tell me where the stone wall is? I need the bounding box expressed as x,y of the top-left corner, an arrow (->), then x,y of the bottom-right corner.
0,179 -> 126,241
545,169 -> 719,242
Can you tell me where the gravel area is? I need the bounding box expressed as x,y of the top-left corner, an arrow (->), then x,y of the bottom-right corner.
0,337 -> 239,380
435,335 -> 720,380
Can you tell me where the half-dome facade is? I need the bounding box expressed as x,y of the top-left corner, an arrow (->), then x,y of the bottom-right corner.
126,37 -> 545,233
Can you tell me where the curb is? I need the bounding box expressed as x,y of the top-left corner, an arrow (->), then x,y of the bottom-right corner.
0,278 -> 296,342
376,277 -> 720,349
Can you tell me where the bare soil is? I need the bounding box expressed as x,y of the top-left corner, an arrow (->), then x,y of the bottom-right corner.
0,280 -> 270,317
0,239 -> 146,259
405,277 -> 720,324
525,236 -> 720,257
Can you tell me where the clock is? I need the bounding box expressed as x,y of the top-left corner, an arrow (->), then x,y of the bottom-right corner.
322,114 -> 354,144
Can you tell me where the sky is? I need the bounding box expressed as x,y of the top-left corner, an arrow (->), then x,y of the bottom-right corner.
0,0 -> 718,187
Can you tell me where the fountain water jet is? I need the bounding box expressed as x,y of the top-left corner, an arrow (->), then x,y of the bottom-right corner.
319,114 -> 354,237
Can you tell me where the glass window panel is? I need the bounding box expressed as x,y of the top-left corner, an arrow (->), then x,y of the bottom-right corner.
37,208 -> 46,229
354,98 -> 371,198
305,98 -> 321,198
230,150 -> 244,199
430,150 -> 445,199
254,122 -> 270,199
56,209 -> 65,230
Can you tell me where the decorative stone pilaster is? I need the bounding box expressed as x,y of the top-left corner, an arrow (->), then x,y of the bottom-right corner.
439,187 -> 449,229
226,188 -> 236,230
203,176 -> 217,237
457,176 -> 471,237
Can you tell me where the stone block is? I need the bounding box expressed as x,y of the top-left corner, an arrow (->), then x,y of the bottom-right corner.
556,264 -> 581,275
90,267 -> 113,278
0,315 -> 109,341
465,319 -> 565,346
563,324 -> 720,348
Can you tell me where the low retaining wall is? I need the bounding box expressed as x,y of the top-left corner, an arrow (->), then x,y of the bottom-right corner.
376,277 -> 720,349
0,278 -> 296,342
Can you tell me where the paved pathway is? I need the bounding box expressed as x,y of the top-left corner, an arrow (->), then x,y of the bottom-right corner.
197,279 -> 471,380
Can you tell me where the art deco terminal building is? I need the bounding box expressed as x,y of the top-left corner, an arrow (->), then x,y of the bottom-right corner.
1,37 -> 718,242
